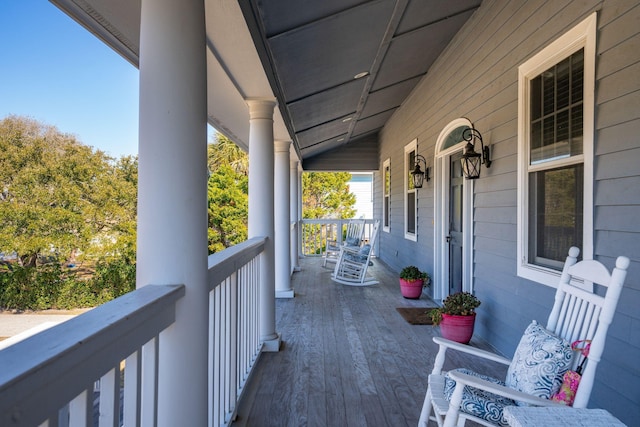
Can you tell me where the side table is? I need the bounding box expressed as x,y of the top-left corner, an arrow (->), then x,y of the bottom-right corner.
503,406 -> 626,427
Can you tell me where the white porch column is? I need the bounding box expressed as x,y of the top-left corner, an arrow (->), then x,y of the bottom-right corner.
247,99 -> 280,351
298,166 -> 304,258
275,140 -> 294,298
290,159 -> 301,271
137,0 -> 207,425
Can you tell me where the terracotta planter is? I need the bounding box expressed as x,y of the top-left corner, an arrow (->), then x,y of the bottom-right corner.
399,278 -> 423,299
440,313 -> 476,344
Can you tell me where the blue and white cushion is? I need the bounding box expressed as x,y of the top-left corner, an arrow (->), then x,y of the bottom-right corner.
345,236 -> 360,246
444,368 -> 515,427
344,244 -> 371,264
505,320 -> 573,404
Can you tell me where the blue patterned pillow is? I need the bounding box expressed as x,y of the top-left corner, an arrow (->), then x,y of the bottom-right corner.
345,236 -> 360,246
505,321 -> 572,405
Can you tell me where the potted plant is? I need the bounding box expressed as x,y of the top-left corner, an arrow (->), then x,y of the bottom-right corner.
429,292 -> 481,343
399,266 -> 429,299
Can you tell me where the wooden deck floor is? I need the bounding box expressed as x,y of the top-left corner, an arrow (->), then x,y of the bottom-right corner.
232,257 -> 506,427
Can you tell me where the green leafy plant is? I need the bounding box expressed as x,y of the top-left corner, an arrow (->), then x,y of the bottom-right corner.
399,265 -> 429,282
430,291 -> 481,325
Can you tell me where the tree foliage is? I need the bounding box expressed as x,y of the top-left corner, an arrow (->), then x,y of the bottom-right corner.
207,134 -> 248,254
302,172 -> 356,219
0,117 -> 359,308
0,115 -> 137,266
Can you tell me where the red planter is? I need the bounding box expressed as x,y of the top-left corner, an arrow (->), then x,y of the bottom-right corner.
440,313 -> 476,344
399,278 -> 423,299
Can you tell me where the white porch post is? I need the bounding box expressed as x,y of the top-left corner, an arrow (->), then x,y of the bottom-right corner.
275,140 -> 294,298
247,99 -> 281,351
290,159 -> 301,272
137,0 -> 207,425
298,166 -> 304,258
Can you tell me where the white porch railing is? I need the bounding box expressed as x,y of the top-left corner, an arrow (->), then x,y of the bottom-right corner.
300,218 -> 378,257
0,284 -> 185,427
207,237 -> 265,426
0,237 -> 266,427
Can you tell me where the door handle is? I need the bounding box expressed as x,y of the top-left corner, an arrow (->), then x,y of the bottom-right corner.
446,235 -> 451,243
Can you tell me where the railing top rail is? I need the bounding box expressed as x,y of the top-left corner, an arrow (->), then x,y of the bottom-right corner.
207,236 -> 266,289
0,284 -> 185,426
300,218 -> 376,223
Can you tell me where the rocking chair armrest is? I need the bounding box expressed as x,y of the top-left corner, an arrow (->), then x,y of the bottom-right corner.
447,370 -> 566,407
433,336 -> 512,366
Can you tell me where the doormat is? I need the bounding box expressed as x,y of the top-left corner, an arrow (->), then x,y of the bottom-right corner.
396,307 -> 436,325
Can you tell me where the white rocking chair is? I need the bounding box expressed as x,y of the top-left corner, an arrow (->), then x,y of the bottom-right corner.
331,220 -> 380,286
323,219 -> 365,267
419,247 -> 629,427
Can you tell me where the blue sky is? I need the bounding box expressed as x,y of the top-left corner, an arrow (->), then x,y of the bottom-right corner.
0,1 -> 139,158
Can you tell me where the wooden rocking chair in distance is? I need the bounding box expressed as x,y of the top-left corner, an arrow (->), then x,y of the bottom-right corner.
419,246 -> 629,427
323,219 -> 365,267
331,220 -> 380,286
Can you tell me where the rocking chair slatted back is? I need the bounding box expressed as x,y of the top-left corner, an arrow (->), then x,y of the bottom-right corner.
545,247 -> 629,408
344,220 -> 365,245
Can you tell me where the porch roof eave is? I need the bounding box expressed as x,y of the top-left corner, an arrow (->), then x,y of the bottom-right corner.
49,0 -> 294,158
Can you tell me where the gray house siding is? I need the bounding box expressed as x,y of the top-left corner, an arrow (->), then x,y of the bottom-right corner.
375,140 -> 435,285
374,0 -> 640,423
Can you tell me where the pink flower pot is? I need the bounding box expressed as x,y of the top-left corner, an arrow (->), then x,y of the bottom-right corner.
440,313 -> 476,344
399,278 -> 423,299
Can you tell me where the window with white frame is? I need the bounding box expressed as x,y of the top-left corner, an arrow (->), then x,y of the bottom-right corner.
382,158 -> 390,232
404,140 -> 417,241
517,13 -> 595,287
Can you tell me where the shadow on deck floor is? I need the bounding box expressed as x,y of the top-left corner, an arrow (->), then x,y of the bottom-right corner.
233,257 -> 505,427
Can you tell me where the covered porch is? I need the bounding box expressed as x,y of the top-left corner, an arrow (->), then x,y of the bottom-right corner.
232,256 -> 504,427
1,0 -> 638,425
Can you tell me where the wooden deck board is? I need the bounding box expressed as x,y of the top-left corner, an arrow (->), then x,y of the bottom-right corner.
233,258 -> 505,427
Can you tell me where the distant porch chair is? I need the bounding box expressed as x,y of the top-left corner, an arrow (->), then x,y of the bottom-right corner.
419,247 -> 629,427
331,220 -> 380,286
323,219 -> 366,267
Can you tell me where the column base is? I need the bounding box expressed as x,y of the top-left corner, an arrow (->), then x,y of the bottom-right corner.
276,289 -> 295,298
261,333 -> 281,352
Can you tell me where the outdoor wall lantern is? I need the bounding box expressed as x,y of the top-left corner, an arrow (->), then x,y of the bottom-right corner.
461,126 -> 491,179
411,154 -> 430,188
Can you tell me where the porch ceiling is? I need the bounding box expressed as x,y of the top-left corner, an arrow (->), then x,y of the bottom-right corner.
50,0 -> 481,165
238,0 -> 481,162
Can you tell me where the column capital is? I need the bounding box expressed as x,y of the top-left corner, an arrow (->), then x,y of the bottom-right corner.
246,98 -> 277,120
275,140 -> 292,152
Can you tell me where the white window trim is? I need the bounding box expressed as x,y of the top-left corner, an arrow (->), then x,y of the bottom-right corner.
517,12 -> 596,288
382,158 -> 390,233
404,140 -> 418,241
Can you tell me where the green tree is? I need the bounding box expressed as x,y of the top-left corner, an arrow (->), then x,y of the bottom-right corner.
0,115 -> 138,310
207,134 -> 248,254
302,172 -> 356,219
0,115 -> 137,266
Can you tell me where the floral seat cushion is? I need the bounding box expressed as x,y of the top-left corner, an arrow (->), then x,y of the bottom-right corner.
444,368 -> 515,427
